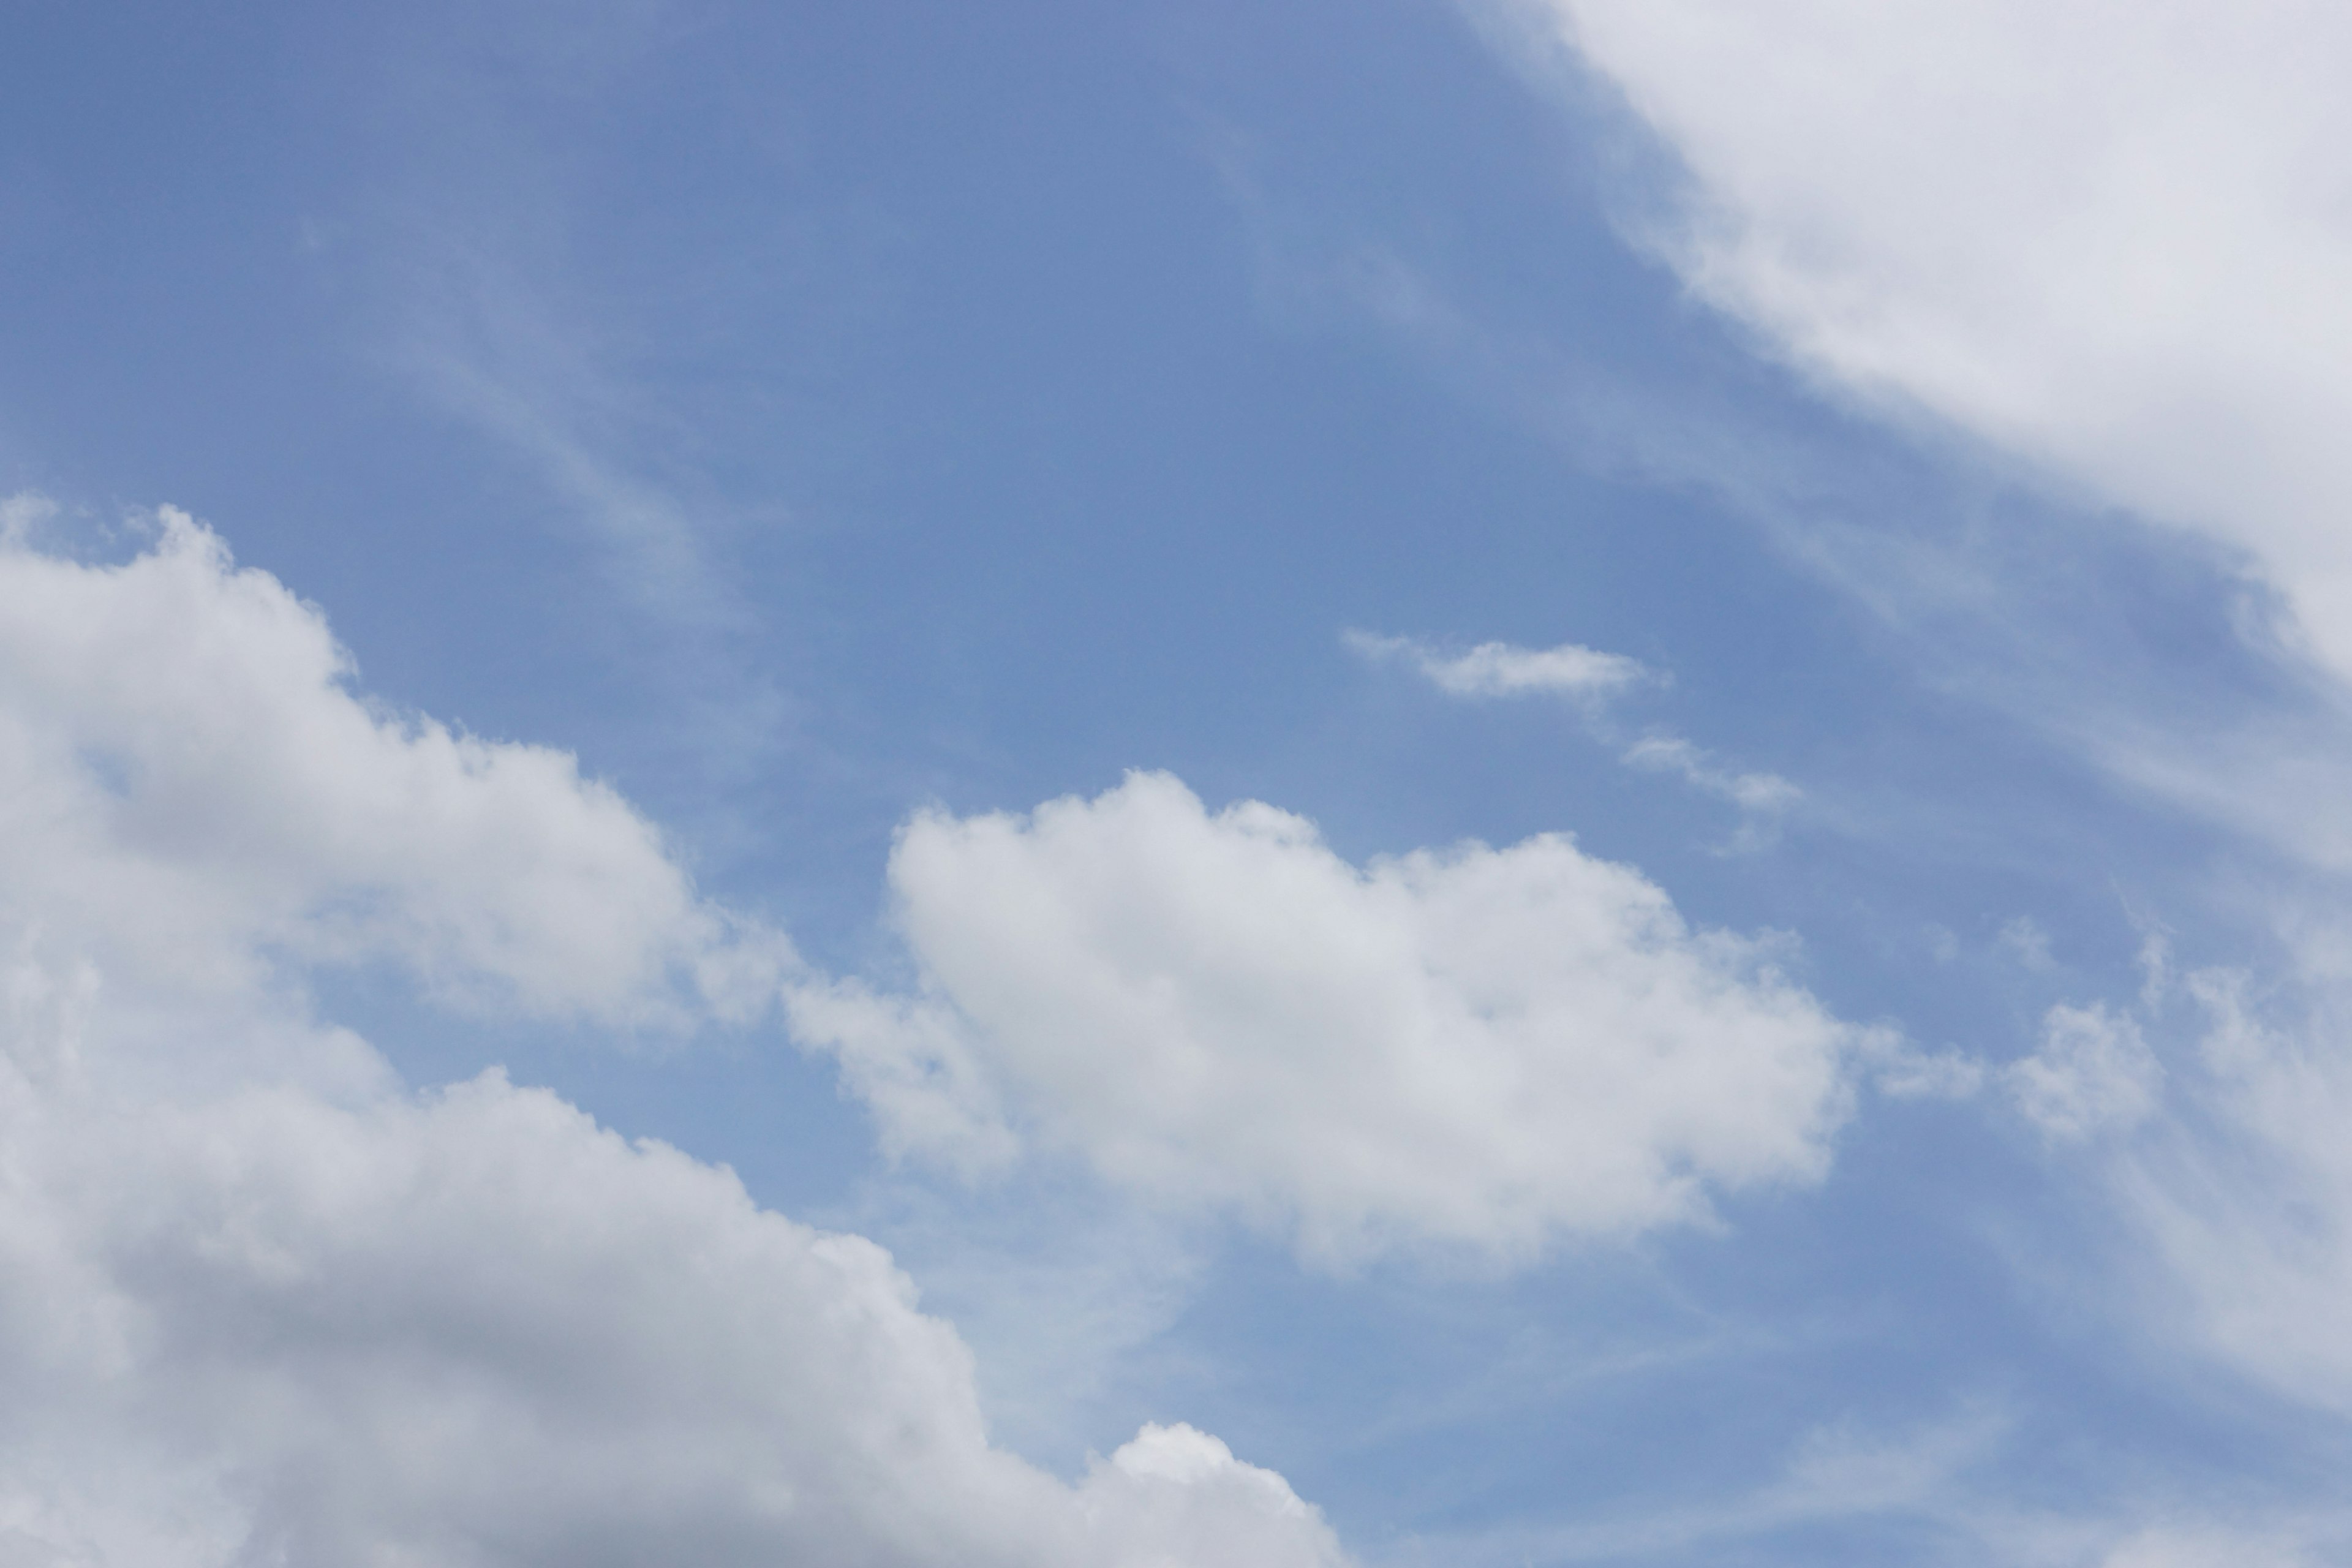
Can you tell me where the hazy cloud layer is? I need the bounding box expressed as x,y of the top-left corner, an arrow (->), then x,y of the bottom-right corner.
2008,1002 -> 2163,1143
795,771 -> 1871,1264
2111,964 -> 2352,1422
0,513 -> 1346,1568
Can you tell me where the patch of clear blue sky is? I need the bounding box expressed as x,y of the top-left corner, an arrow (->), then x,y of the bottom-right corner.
0,1 -> 2321,1558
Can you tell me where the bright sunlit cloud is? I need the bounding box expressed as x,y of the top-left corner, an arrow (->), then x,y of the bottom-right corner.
0,512 -> 1346,1568
1523,0 -> 2352,684
793,769 -> 1874,1264
15,1 -> 2352,1556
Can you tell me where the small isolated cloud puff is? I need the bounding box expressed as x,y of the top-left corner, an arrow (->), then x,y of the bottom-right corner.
2007,1002 -> 2163,1142
1344,628 -> 1649,701
1621,734 -> 1800,815
1996,916 -> 2057,973
792,771 -> 1872,1265
0,510 -> 1348,1567
1528,1 -> 2352,682
1346,631 -> 1795,832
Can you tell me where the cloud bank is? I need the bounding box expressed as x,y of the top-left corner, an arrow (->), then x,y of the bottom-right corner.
794,771 -> 1873,1264
0,510 -> 1346,1568
1621,734 -> 1800,817
1523,1 -> 2352,681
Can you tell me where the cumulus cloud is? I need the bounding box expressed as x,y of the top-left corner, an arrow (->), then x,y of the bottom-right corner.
1344,628 -> 1649,701
0,503 -> 783,1031
792,771 -> 1874,1264
1517,1 -> 2352,681
0,1055 -> 1344,1567
0,510 -> 1346,1567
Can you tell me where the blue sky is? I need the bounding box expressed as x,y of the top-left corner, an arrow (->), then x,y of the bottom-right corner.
7,4 -> 2352,1564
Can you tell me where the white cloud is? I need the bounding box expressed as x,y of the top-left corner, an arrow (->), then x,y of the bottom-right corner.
1348,631 -> 1796,834
1992,954 -> 2352,1436
2108,965 -> 2352,1419
1621,734 -> 1800,816
2007,1003 -> 2163,1142
1517,1 -> 2352,682
0,505 -> 783,1031
0,1055 -> 1344,1567
0,510 -> 1348,1568
1086,1425 -> 1338,1564
1477,10 -> 2352,1466
794,770 -> 1872,1264
1344,629 -> 1649,701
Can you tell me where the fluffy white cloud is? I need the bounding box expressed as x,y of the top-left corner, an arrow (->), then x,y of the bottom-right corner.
1523,2 -> 2352,679
1344,629 -> 1648,701
794,771 -> 1872,1264
0,510 -> 1347,1568
0,1051 -> 1344,1567
0,501 -> 783,1031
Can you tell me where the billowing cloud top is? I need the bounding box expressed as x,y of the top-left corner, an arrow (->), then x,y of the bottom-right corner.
794,770 -> 1872,1264
0,514 -> 1348,1568
0,506 -> 784,1033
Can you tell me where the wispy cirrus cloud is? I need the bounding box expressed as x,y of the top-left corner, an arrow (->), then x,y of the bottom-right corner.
1392,1390 -> 2344,1567
1483,0 -> 2352,1449
1348,629 -> 1801,837
1621,733 -> 1800,815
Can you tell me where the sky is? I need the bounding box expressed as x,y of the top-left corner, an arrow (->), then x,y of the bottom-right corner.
6,2 -> 2352,1564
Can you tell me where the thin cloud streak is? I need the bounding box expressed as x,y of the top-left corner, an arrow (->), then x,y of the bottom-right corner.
1347,628 -> 1800,838
1343,628 -> 1652,701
